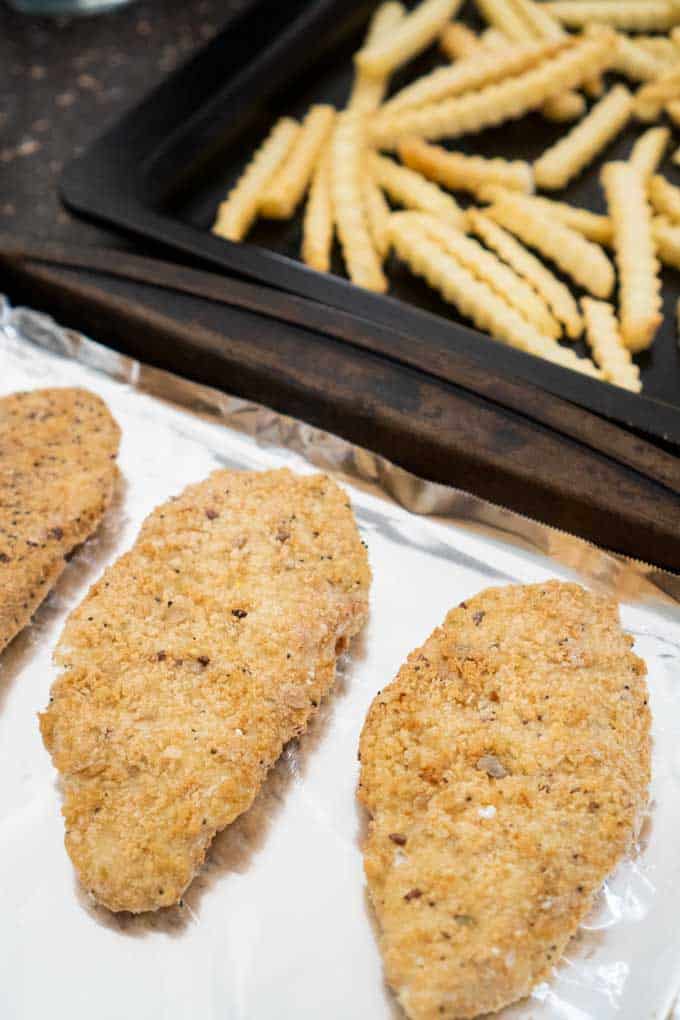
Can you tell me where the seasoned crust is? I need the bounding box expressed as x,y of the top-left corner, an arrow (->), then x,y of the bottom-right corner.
0,387 -> 120,655
358,581 -> 650,1020
40,468 -> 370,913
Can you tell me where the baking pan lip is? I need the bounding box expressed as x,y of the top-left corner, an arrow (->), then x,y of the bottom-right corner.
59,0 -> 680,449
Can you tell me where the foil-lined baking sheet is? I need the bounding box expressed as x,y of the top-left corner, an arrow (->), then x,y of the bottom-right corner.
1,297 -> 679,1020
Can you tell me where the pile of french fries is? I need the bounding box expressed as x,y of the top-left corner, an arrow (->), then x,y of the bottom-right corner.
212,0 -> 680,392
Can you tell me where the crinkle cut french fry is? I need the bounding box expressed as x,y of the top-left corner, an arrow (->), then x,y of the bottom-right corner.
302,144 -> 334,272
674,145 -> 680,167
486,193 -> 616,298
480,27 -> 512,48
475,0 -> 536,43
405,210 -> 562,337
542,91 -> 587,122
260,106 -> 336,219
477,185 -> 613,244
510,0 -> 565,40
666,98 -> 680,126
331,112 -> 387,292
652,214 -> 680,269
581,298 -> 641,392
398,137 -> 533,194
363,175 -> 392,258
370,152 -> 466,227
505,0 -> 592,120
583,74 -> 605,99
440,21 -> 480,59
634,67 -> 680,120
371,29 -> 616,148
467,208 -> 584,337
212,117 -> 299,242
348,2 -> 406,113
649,174 -> 680,224
629,126 -> 670,179
544,1 -> 680,32
380,38 -> 563,116
355,0 -> 462,77
602,160 -> 662,352
388,214 -> 600,376
613,34 -> 669,82
534,84 -> 633,191
637,34 -> 679,63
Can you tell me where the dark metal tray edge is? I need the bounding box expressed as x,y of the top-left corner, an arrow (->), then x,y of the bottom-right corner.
58,0 -> 680,449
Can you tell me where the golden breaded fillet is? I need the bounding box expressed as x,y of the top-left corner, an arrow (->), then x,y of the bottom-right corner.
41,468 -> 370,913
0,388 -> 120,655
359,581 -> 650,1020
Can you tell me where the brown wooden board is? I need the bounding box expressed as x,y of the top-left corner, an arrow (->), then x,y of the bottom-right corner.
60,0 -> 680,446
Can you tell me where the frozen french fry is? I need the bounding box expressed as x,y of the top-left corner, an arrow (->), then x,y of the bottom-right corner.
212,117 -> 299,242
355,0 -> 462,77
652,214 -> 680,269
302,144 -> 334,272
371,29 -> 616,147
581,298 -> 642,392
480,27 -> 512,48
405,210 -> 562,336
260,106 -> 335,219
486,0 -> 589,119
348,2 -> 406,113
486,193 -> 616,298
475,0 -> 536,42
389,214 -> 600,375
331,112 -> 387,292
380,37 -> 563,116
510,0 -> 564,40
370,152 -> 466,227
542,90 -> 587,121
629,126 -> 670,179
583,75 -> 605,99
440,21 -> 480,58
601,160 -> 662,352
533,84 -> 633,191
544,1 -> 680,32
634,67 -> 680,120
467,208 -> 584,337
477,185 -> 613,244
636,34 -> 679,63
362,174 -> 392,258
650,174 -> 680,223
666,98 -> 680,125
613,34 -> 669,82
398,137 -> 533,194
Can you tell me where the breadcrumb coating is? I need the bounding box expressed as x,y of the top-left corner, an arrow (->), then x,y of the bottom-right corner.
0,387 -> 120,654
359,581 -> 650,1020
41,469 -> 370,912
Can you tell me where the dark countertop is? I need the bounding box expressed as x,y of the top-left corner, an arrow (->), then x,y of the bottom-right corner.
0,0 -> 235,247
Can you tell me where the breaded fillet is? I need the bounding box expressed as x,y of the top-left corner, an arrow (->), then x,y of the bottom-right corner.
0,388 -> 120,655
358,582 -> 650,1020
40,468 -> 370,913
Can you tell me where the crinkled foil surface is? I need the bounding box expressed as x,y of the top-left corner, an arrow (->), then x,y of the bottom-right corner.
1,297 -> 679,1020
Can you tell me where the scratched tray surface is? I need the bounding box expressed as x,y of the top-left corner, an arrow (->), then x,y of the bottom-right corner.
59,0 -> 680,447
2,301 -> 680,1020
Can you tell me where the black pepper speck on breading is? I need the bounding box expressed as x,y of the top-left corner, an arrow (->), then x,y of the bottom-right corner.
0,388 -> 120,654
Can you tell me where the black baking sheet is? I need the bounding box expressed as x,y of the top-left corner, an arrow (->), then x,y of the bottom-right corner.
60,0 -> 680,447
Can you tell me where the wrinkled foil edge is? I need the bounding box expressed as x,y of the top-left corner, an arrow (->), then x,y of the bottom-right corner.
2,294 -> 677,608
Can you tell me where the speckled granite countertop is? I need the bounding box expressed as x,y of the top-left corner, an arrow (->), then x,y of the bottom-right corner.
0,0 -> 235,247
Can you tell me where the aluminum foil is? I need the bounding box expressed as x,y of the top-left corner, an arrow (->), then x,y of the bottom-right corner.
1,297 -> 679,1020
